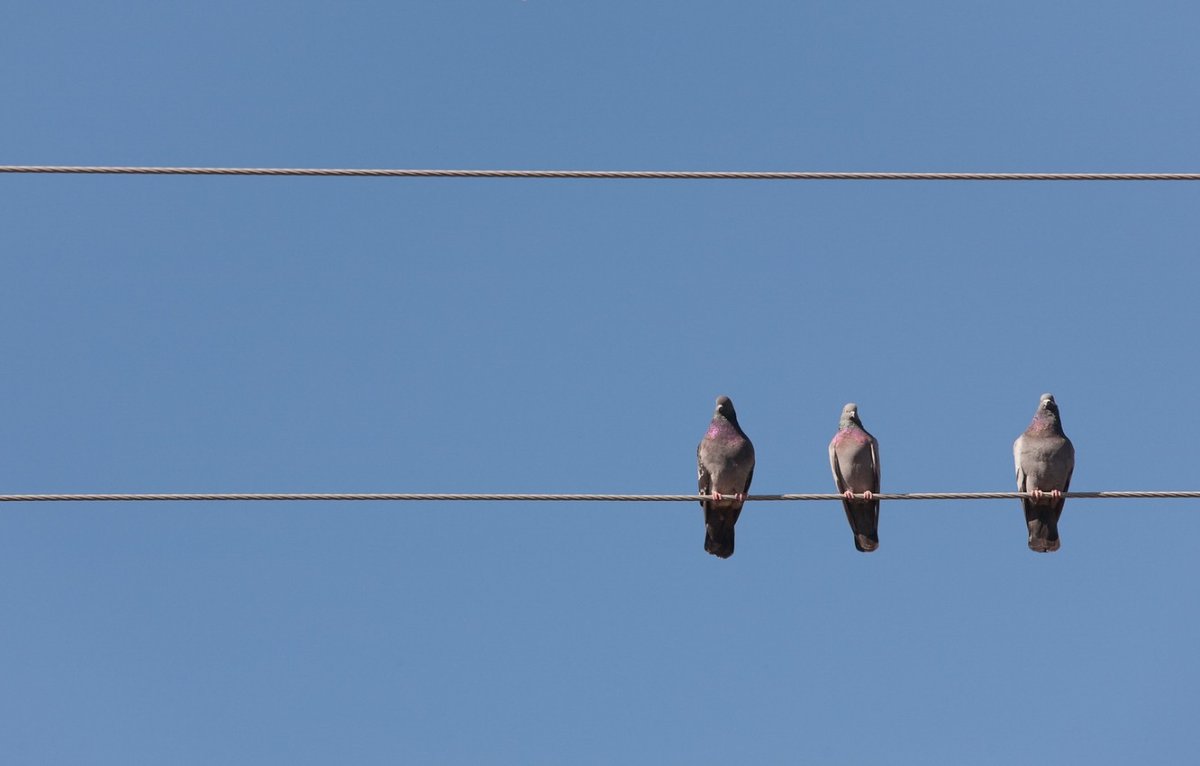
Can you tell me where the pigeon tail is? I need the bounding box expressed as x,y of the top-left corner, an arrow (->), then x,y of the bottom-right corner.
700,525 -> 729,561
854,533 -> 880,553
1024,501 -> 1063,553
842,501 -> 881,553
703,500 -> 742,559
704,522 -> 735,559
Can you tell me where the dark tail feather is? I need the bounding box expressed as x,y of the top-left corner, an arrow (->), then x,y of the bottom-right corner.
1023,500 -> 1063,553
842,501 -> 880,553
703,503 -> 741,559
704,524 -> 735,558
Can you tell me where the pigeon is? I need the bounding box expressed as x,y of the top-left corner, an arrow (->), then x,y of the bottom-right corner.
828,403 -> 881,552
1013,393 -> 1075,553
697,395 -> 755,558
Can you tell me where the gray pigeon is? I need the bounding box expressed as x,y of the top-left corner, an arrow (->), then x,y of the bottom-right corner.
697,395 -> 755,558
1013,393 -> 1075,552
829,403 -> 881,552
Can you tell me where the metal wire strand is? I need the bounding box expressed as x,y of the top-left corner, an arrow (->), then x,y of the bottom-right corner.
1,491 -> 1199,503
4,166 -> 1200,181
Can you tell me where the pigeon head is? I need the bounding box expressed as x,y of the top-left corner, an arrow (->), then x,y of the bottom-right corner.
1030,393 -> 1064,431
1038,393 -> 1059,416
714,395 -> 737,420
840,402 -> 861,428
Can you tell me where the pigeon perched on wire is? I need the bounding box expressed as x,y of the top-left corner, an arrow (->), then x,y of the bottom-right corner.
697,395 -> 755,558
829,403 -> 881,552
1013,393 -> 1075,552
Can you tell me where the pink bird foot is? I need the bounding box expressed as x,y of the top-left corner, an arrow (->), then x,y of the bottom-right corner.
1030,489 -> 1062,503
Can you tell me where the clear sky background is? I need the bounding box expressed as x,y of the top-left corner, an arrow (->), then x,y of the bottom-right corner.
2,2 -> 1199,764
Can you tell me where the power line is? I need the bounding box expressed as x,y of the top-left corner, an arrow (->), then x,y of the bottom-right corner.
1,491 -> 1198,503
4,166 -> 1200,181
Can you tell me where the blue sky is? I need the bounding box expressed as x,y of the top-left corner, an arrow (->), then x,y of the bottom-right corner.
3,2 -> 1199,764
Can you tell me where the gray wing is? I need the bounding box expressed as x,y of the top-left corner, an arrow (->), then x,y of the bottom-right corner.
697,443 -> 712,508
1013,435 -> 1029,490
869,435 -> 881,493
1059,437 -> 1076,490
829,440 -> 847,493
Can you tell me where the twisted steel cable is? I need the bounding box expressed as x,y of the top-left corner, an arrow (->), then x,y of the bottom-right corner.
4,166 -> 1200,181
0,491 -> 1197,503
